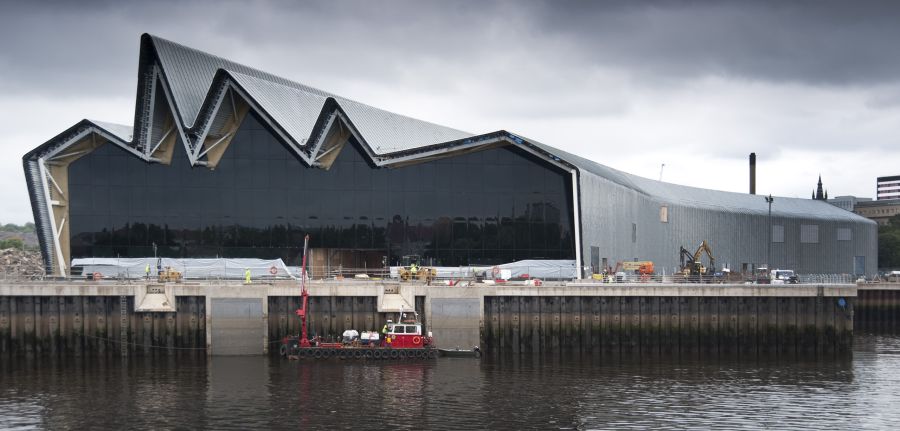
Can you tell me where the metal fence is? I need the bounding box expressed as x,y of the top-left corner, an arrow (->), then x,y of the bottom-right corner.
0,263 -> 867,286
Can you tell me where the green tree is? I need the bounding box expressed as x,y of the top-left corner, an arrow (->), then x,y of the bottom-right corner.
879,215 -> 900,269
0,238 -> 24,250
0,222 -> 35,234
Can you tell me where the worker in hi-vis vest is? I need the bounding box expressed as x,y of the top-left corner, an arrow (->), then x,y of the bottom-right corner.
145,263 -> 151,280
245,268 -> 252,284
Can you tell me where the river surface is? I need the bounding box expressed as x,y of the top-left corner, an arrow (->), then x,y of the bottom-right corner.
2,333 -> 900,430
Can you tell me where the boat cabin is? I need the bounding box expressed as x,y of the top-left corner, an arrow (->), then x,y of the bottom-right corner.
386,313 -> 428,348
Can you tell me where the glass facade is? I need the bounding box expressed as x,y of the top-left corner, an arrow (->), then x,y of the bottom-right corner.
68,113 -> 575,266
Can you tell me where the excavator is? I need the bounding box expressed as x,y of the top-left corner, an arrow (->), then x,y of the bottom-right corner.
679,240 -> 716,282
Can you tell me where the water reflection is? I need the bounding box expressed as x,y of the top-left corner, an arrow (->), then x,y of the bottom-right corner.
2,335 -> 900,430
206,356 -> 271,429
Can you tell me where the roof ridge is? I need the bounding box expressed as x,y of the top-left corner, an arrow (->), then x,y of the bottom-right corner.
148,34 -> 332,96
147,34 -> 472,137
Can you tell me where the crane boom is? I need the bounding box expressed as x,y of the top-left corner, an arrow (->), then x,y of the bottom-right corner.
295,235 -> 311,347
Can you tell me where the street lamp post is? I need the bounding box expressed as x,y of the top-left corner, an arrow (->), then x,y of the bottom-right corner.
765,194 -> 774,270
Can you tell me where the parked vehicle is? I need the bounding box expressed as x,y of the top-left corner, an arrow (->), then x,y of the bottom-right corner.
770,269 -> 799,284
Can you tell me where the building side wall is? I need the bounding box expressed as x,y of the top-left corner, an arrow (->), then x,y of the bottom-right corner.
578,170 -> 878,276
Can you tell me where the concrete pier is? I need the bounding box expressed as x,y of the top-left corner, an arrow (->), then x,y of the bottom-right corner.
855,284 -> 900,332
0,280 -> 859,356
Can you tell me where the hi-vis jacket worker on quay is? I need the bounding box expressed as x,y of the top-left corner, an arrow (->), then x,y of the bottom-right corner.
145,263 -> 150,279
245,268 -> 252,284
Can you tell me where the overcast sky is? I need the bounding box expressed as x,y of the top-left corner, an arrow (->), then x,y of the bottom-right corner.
2,0 -> 899,224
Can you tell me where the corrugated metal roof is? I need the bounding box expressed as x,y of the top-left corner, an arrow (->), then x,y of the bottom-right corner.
150,35 -> 471,154
519,133 -> 868,223
88,120 -> 133,141
228,71 -> 330,146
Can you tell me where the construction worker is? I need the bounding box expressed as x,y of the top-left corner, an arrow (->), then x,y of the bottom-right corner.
410,263 -> 418,278
244,268 -> 252,284
145,263 -> 151,280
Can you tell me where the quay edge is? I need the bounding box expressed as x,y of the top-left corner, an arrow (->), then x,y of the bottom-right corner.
0,280 -> 877,357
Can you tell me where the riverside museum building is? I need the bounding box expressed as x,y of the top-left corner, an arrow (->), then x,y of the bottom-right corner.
24,34 -> 877,277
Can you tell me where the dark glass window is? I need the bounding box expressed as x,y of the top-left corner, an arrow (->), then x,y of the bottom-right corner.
67,112 -> 575,265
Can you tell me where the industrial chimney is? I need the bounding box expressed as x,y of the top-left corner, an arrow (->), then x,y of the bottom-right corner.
749,153 -> 756,195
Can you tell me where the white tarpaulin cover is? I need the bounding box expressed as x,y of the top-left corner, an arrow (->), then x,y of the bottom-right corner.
493,260 -> 577,279
390,259 -> 577,280
71,257 -> 296,279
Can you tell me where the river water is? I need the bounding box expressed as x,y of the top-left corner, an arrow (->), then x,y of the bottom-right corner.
2,333 -> 900,430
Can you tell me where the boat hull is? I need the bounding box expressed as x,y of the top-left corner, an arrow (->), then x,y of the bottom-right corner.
281,345 -> 438,360
437,348 -> 482,358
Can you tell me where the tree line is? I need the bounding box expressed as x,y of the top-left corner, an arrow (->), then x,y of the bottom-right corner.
0,222 -> 35,234
880,215 -> 900,270
0,222 -> 35,250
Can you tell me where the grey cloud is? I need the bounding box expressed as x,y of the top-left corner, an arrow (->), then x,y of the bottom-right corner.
526,0 -> 900,85
5,0 -> 899,100
0,0 -> 896,221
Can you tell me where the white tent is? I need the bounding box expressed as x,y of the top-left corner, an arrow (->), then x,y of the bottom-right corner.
71,257 -> 296,280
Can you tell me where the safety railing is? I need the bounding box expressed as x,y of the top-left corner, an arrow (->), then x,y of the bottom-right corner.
0,263 -> 863,287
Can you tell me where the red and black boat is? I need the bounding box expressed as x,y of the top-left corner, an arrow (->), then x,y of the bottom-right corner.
280,235 -> 437,360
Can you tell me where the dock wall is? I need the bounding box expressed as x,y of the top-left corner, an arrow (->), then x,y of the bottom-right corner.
855,285 -> 900,332
0,281 -> 868,357
0,295 -> 205,356
483,295 -> 853,358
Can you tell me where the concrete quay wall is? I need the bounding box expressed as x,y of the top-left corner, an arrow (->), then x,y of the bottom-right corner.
0,281 -> 860,356
856,284 -> 900,332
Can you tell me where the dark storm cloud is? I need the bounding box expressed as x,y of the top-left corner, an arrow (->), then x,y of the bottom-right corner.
527,0 -> 900,85
3,0 -> 900,100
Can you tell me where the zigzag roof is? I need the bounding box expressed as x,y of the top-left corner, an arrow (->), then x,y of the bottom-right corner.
147,34 -> 472,155
22,33 -> 876,275
25,33 -> 872,221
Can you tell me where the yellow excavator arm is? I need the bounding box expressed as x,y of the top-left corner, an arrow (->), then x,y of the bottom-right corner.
692,240 -> 715,273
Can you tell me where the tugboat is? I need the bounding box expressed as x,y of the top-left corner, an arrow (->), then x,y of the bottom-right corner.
280,235 -> 438,360
280,311 -> 438,360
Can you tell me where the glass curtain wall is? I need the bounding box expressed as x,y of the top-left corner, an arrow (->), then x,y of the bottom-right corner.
68,113 -> 575,266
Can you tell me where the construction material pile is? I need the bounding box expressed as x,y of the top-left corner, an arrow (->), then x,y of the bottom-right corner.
0,248 -> 45,279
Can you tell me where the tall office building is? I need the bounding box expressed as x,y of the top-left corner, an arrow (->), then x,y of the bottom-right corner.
878,176 -> 900,200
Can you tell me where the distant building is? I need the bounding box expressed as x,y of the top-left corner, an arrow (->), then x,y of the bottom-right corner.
829,195 -> 872,212
877,176 -> 900,200
812,175 -> 828,200
854,199 -> 900,225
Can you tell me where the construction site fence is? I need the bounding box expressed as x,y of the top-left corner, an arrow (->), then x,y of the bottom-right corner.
0,264 -> 871,286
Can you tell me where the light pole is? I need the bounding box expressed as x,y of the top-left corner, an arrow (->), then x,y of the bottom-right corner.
765,194 -> 774,270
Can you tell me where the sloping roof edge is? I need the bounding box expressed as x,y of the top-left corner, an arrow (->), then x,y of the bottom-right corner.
23,34 -> 867,235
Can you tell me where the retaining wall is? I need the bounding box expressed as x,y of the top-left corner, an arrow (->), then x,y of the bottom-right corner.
0,281 -> 863,357
483,295 -> 854,358
0,295 -> 205,356
856,285 -> 900,332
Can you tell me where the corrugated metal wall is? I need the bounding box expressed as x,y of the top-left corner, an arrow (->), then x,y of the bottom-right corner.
578,170 -> 878,276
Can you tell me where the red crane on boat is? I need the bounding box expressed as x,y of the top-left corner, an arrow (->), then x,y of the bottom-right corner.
295,234 -> 311,347
279,234 -> 463,360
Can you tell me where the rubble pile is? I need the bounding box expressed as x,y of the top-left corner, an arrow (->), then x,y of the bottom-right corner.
0,248 -> 45,278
